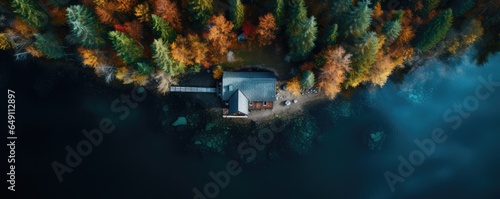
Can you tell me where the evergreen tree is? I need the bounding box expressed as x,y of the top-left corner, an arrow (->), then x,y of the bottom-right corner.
11,0 -> 48,28
34,33 -> 64,59
452,0 -> 475,17
420,0 -> 441,17
136,62 -> 154,75
345,0 -> 372,38
346,31 -> 380,87
330,0 -> 352,22
109,31 -> 143,65
286,0 -> 317,61
151,14 -> 177,43
383,20 -> 402,42
66,5 -> 105,48
187,0 -> 214,26
274,0 -> 285,28
229,0 -> 244,29
300,70 -> 315,89
151,38 -> 185,76
413,9 -> 453,52
325,24 -> 338,46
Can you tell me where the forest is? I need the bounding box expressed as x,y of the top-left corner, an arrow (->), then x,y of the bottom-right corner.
0,0 -> 499,99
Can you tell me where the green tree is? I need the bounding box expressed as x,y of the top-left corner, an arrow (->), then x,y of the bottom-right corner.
300,70 -> 315,89
187,0 -> 214,25
330,0 -> 352,22
151,38 -> 185,76
325,23 -> 338,46
345,0 -> 372,38
413,9 -> 453,52
11,0 -> 48,28
274,0 -> 285,27
136,62 -> 154,75
452,0 -> 475,17
229,0 -> 244,29
151,14 -> 177,43
346,31 -> 380,87
420,0 -> 441,17
34,33 -> 64,59
66,5 -> 105,48
383,20 -> 402,42
109,31 -> 143,65
286,0 -> 317,61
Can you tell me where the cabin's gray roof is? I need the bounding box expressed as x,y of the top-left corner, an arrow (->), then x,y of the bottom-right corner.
221,72 -> 276,101
228,90 -> 249,115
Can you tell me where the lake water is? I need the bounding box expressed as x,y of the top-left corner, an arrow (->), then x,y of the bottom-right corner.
2,51 -> 500,199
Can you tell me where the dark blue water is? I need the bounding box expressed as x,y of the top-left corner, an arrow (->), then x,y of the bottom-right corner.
2,51 -> 500,199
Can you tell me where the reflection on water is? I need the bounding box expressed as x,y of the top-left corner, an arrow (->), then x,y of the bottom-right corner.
3,51 -> 500,199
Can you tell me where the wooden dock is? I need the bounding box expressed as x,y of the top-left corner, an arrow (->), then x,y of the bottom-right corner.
170,86 -> 216,93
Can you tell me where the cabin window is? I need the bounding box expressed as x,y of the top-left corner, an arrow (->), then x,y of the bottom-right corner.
249,101 -> 253,106
263,101 -> 267,106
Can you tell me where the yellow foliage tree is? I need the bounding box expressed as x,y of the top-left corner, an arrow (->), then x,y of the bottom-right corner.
0,33 -> 11,50
286,77 -> 302,96
212,65 -> 223,79
78,47 -> 105,68
11,18 -> 36,37
134,2 -> 150,22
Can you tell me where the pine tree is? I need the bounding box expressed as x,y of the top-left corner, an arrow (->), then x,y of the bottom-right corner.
229,0 -> 244,29
274,0 -> 285,28
452,0 -> 475,17
325,24 -> 338,46
34,33 -> 64,59
346,31 -> 380,87
300,70 -> 315,89
66,5 -> 106,48
11,0 -> 48,28
151,38 -> 185,76
286,0 -> 317,61
383,20 -> 402,42
413,9 -> 453,52
109,31 -> 143,65
151,14 -> 176,43
420,0 -> 441,18
187,0 -> 214,25
136,62 -> 154,75
330,0 -> 352,22
345,0 -> 372,38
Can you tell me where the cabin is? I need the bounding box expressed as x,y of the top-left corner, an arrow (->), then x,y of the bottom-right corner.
221,72 -> 276,118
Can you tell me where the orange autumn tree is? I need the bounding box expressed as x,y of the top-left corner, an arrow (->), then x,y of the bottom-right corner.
286,77 -> 302,96
124,20 -> 143,42
317,46 -> 352,99
207,14 -> 236,61
152,0 -> 182,31
256,13 -> 277,46
171,34 -> 208,66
